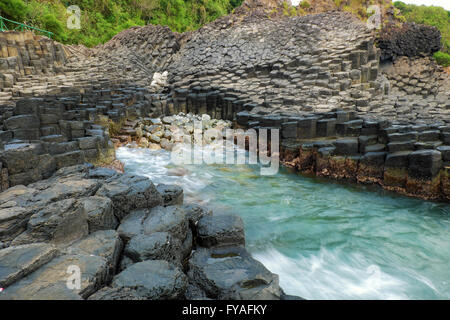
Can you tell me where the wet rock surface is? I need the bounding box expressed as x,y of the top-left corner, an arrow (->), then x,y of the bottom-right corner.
197,215 -> 246,248
0,164 -> 290,300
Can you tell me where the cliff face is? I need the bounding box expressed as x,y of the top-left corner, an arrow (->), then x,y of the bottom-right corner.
0,0 -> 448,193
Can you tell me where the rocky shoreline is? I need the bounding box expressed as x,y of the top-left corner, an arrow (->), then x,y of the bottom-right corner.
0,85 -> 447,301
0,0 -> 449,301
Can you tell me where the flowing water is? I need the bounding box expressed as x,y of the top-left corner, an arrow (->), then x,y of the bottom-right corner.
117,146 -> 450,300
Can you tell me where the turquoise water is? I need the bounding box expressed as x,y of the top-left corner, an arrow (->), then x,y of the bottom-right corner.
117,147 -> 450,300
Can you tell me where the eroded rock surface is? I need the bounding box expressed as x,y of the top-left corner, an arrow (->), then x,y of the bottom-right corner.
188,246 -> 282,300
0,163 -> 289,300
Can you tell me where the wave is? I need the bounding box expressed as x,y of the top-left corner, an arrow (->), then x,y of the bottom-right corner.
253,247 -> 422,300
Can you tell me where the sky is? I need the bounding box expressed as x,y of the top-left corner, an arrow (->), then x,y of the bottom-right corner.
290,0 -> 450,10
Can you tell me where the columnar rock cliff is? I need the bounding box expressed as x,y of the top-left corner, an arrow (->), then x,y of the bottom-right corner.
0,0 -> 448,194
0,0 -> 449,300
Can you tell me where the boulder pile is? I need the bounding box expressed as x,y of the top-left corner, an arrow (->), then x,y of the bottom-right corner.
115,113 -> 232,151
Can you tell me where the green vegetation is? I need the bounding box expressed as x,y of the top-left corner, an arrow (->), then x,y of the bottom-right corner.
394,1 -> 450,66
0,0 -> 244,47
0,0 -> 28,22
334,0 -> 373,21
281,1 -> 297,17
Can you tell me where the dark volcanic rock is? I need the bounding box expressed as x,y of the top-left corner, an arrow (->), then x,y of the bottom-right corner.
117,209 -> 148,242
11,198 -> 89,246
0,243 -> 58,288
124,232 -> 183,266
182,203 -> 213,230
408,150 -> 442,179
142,205 -> 189,242
156,184 -> 184,206
333,138 -> 359,156
68,230 -> 123,277
377,22 -> 441,61
188,246 -> 282,300
80,196 -> 118,232
0,254 -> 109,300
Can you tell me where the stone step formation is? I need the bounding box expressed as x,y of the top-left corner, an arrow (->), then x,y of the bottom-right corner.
0,164 -> 291,300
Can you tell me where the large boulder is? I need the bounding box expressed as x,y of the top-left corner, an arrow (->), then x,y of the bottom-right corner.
30,177 -> 100,205
333,138 -> 359,156
96,174 -> 163,221
110,260 -> 187,299
0,243 -> 57,288
142,205 -> 189,242
196,214 -> 245,248
11,199 -> 89,246
188,246 -> 282,300
408,149 -> 442,179
117,209 -> 148,243
124,232 -> 183,266
118,205 -> 190,257
156,184 -> 184,206
0,254 -> 109,300
182,203 -> 213,229
79,196 -> 118,232
67,230 -> 123,277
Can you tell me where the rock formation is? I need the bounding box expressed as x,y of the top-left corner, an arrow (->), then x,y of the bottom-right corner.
0,0 -> 449,300
377,22 -> 442,61
0,164 -> 291,300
